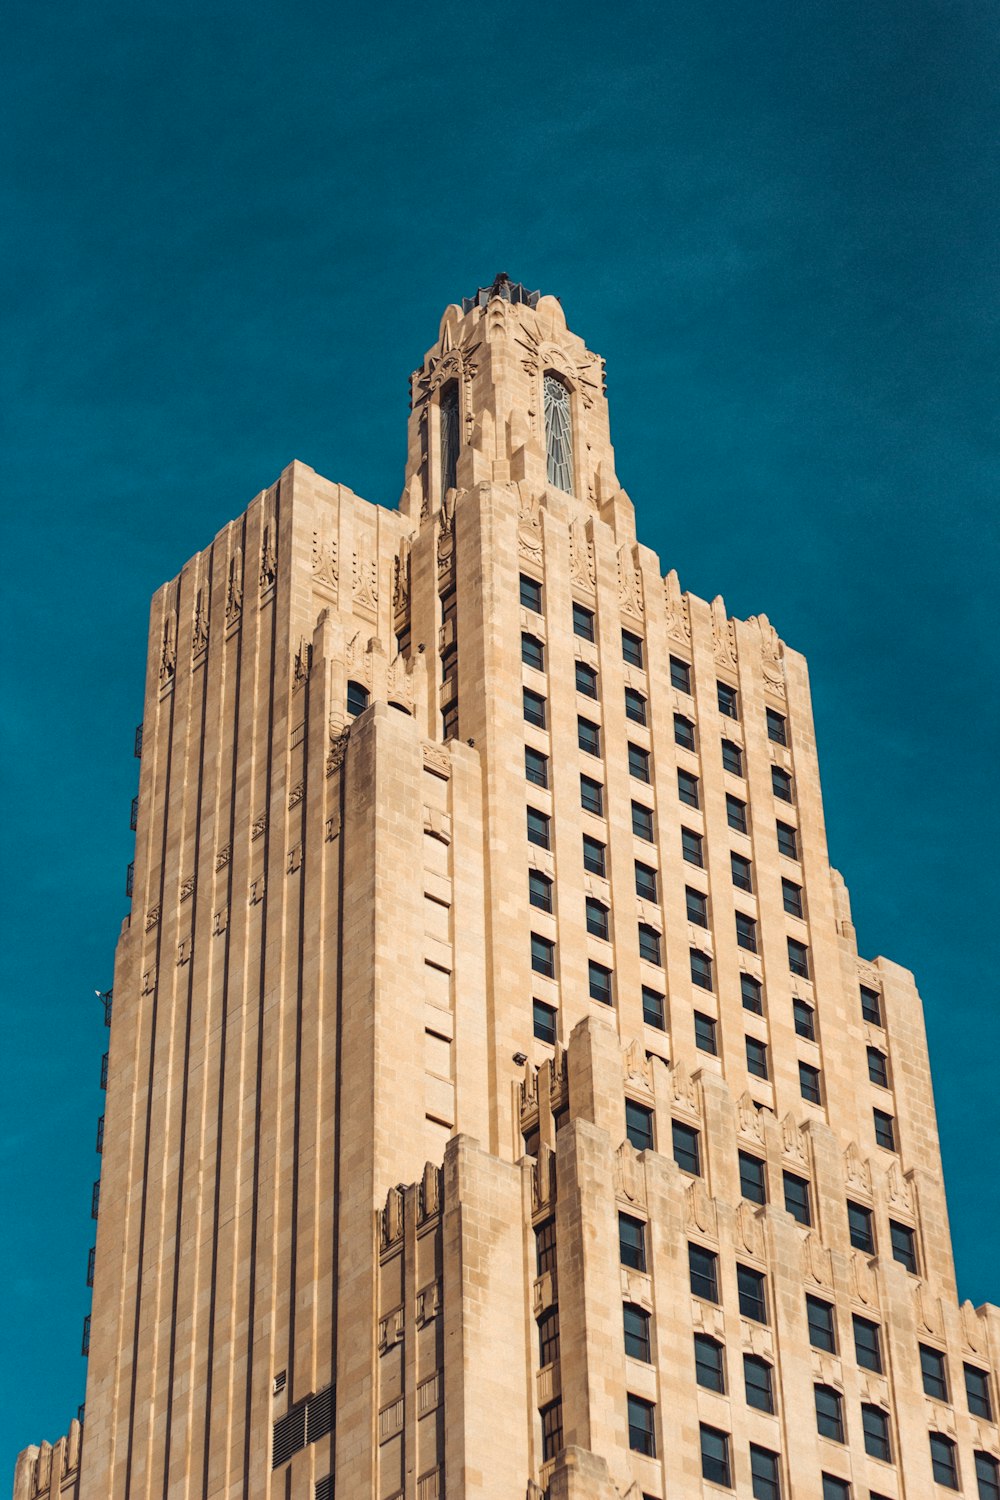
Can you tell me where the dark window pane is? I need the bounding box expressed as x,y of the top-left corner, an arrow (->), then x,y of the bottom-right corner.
690,948 -> 713,991
788,938 -> 810,978
717,681 -> 739,719
529,870 -> 553,912
625,687 -> 647,724
682,826 -> 703,865
793,999 -> 815,1039
583,836 -> 606,876
862,1405 -> 892,1463
746,1036 -> 769,1079
700,1424 -> 731,1487
721,737 -> 743,775
920,1344 -> 949,1402
623,1303 -> 652,1362
535,1217 -> 556,1276
783,1172 -> 811,1226
737,1265 -> 768,1323
638,924 -> 661,965
873,1109 -> 895,1151
525,746 -> 549,787
540,1400 -> 563,1462
575,660 -> 598,698
741,974 -> 764,1014
619,1213 -> 646,1271
815,1385 -> 844,1442
521,632 -> 544,670
672,1120 -> 700,1176
766,708 -> 787,745
670,656 -> 691,693
726,794 -> 748,833
626,1099 -> 654,1151
642,986 -> 665,1029
694,1011 -> 717,1055
750,1445 -> 781,1500
572,601 -> 595,641
580,773 -> 603,814
806,1296 -> 836,1353
847,1201 -> 875,1255
686,886 -> 708,926
622,629 -> 644,667
347,680 -> 370,717
531,933 -> 555,978
821,1478 -> 850,1500
589,960 -> 612,1005
635,861 -> 658,902
889,1219 -> 917,1273
853,1315 -> 882,1373
678,769 -> 700,808
777,820 -> 798,859
694,1335 -> 725,1392
628,1396 -> 656,1458
632,802 -> 654,841
736,912 -> 758,952
739,1152 -> 767,1205
800,1062 -> 822,1104
577,716 -> 601,756
533,999 -> 557,1045
538,1308 -> 560,1366
772,766 -> 793,802
527,807 -> 550,849
586,898 -> 609,940
976,1451 -> 1000,1500
930,1434 -> 959,1489
867,1047 -> 890,1088
628,742 -> 651,782
782,879 -> 804,918
731,852 -> 753,892
520,573 -> 542,612
689,1243 -> 719,1301
966,1364 -> 994,1421
675,713 -> 696,750
744,1356 -> 774,1413
860,984 -> 883,1025
523,686 -> 547,728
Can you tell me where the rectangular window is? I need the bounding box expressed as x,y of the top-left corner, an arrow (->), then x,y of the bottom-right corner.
619,1212 -> 646,1271
586,898 -> 610,940
531,933 -> 555,979
889,1219 -> 917,1273
821,1478 -> 850,1500
679,833 -> 703,875
717,681 -> 739,719
572,601 -> 595,641
625,687 -> 647,725
442,702 -> 459,740
847,1201 -> 875,1255
520,573 -> 542,612
577,716 -> 601,756
523,686 -> 547,729
853,1315 -> 882,1373
976,1454 -> 1000,1500
700,1424 -> 731,1487
694,1011 -> 718,1055
670,656 -> 691,693
744,1355 -> 775,1413
623,1303 -> 652,1362
694,1334 -> 725,1393
689,1243 -> 719,1301
535,1217 -> 556,1276
589,960 -> 612,1005
739,1152 -> 767,1205
583,835 -> 606,876
783,1171 -> 811,1226
860,984 -> 883,1025
799,1062 -> 822,1105
580,773 -> 604,815
686,886 -> 709,926
540,1400 -> 563,1462
793,998 -> 815,1039
777,820 -> 798,859
631,802 -> 654,841
930,1434 -> 959,1489
738,1265 -> 768,1324
672,1120 -> 701,1176
815,1385 -> 845,1443
628,742 -> 651,782
538,1308 -> 560,1366
867,1046 -> 890,1088
521,631 -> 544,670
527,807 -> 550,849
766,708 -> 787,745
690,948 -> 713,991
575,660 -> 598,699
746,1036 -> 769,1080
736,913 -> 758,953
726,794 -> 748,834
678,769 -> 700,808
529,870 -> 553,913
920,1344 -> 949,1401
788,938 -> 810,979
628,1396 -> 656,1458
731,852 -> 753,892
862,1404 -> 892,1464
675,713 -> 696,750
750,1445 -> 781,1500
622,628 -> 644,667
873,1109 -> 896,1151
626,1099 -> 654,1151
806,1296 -> 837,1353
772,766 -> 793,802
721,738 -> 743,775
638,924 -> 661,965
741,973 -> 764,1014
782,879 -> 804,918
965,1364 -> 993,1420
533,999 -> 557,1045
635,861 -> 658,902
642,986 -> 665,1029
525,745 -> 549,787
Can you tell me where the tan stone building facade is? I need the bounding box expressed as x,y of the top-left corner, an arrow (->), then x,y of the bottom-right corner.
14,276 -> 1000,1500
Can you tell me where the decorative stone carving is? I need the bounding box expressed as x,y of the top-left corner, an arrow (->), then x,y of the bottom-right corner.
663,568 -> 690,643
747,613 -> 786,697
517,489 -> 544,562
259,521 -> 277,590
617,544 -> 643,618
886,1161 -> 913,1213
569,519 -> 595,591
737,1091 -> 765,1142
145,904 -> 161,932
711,594 -> 737,666
141,965 -> 157,994
286,844 -> 301,874
382,1185 -> 405,1248
352,546 -> 378,615
623,1039 -> 653,1092
377,1307 -> 404,1353
781,1112 -> 808,1163
962,1299 -> 986,1354
844,1140 -> 872,1196
179,875 -> 195,903
737,1200 -> 765,1259
532,1143 -> 556,1213
849,1251 -> 877,1306
685,1178 -> 717,1237
670,1058 -> 699,1113
293,637 -> 311,686
251,811 -> 267,841
416,1280 -> 441,1326
226,545 -> 243,623
215,843 -> 231,872
803,1234 -> 833,1287
387,652 -> 413,709
614,1142 -> 647,1206
857,958 -> 881,988
248,873 -> 265,905
212,907 -> 228,936
422,741 -> 451,780
288,781 -> 305,809
311,527 -> 339,595
916,1284 -> 943,1337
327,726 -> 350,776
392,536 -> 411,617
191,588 -> 209,655
420,1161 -> 442,1221
160,612 -> 177,682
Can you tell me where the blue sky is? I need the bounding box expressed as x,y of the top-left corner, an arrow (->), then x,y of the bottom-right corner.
2,0 -> 998,1470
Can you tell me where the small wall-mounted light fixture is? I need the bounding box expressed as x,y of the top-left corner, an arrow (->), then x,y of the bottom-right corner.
417,642 -> 426,653
513,1052 -> 528,1066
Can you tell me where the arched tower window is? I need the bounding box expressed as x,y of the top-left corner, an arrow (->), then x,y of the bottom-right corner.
544,373 -> 573,493
440,380 -> 460,499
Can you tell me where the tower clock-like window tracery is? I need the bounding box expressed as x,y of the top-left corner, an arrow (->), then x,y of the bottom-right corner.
544,372 -> 573,493
440,380 -> 460,498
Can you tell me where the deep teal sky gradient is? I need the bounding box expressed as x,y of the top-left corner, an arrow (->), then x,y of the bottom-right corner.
3,0 -> 998,1470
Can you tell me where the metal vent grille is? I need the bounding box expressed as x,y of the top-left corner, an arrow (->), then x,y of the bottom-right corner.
272,1401 -> 306,1468
307,1385 -> 334,1443
315,1478 -> 333,1500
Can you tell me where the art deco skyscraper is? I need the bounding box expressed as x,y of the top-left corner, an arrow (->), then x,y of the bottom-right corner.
14,277 -> 1000,1500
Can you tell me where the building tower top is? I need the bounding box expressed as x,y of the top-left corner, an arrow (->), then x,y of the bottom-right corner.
400,273 -> 631,535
